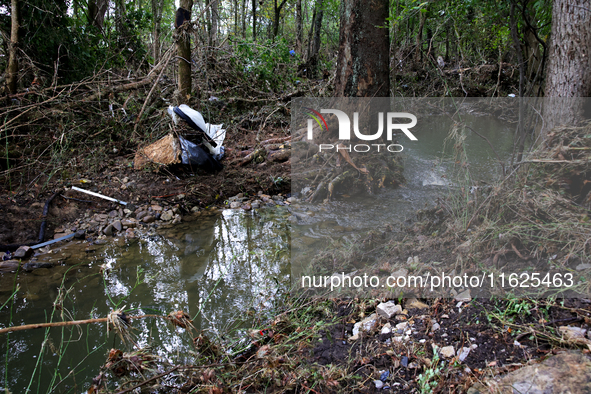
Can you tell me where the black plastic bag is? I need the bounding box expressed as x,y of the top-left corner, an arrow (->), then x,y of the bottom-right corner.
179,136 -> 223,172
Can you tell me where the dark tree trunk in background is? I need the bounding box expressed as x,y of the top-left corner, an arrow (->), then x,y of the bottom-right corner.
88,0 -> 108,29
543,0 -> 591,133
151,0 -> 164,62
334,0 -> 389,97
115,0 -> 127,41
509,2 -> 525,97
6,0 -> 19,95
177,0 -> 193,103
252,0 -> 257,41
414,8 -> 426,64
209,0 -> 219,46
296,0 -> 302,53
241,0 -> 247,38
272,0 -> 289,39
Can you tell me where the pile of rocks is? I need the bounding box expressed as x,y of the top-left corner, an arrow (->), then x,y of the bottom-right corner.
226,191 -> 296,210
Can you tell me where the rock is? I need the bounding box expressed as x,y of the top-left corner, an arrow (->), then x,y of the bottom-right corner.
94,213 -> 109,222
559,326 -> 591,348
103,224 -> 114,236
108,210 -> 119,218
236,193 -> 244,199
125,228 -> 136,238
142,215 -> 156,223
53,232 -> 67,239
374,380 -> 384,390
350,313 -> 378,340
286,197 -> 297,203
121,219 -> 137,228
190,206 -> 200,213
22,262 -> 54,272
112,220 -> 122,232
439,346 -> 455,358
0,260 -> 20,271
455,289 -> 472,302
395,322 -> 409,332
381,323 -> 392,335
391,268 -> 409,278
13,246 -> 33,259
160,211 -> 173,221
251,201 -> 261,209
431,322 -> 441,331
151,205 -> 163,212
230,202 -> 241,209
136,211 -> 148,220
576,263 -> 591,271
406,298 -> 429,310
172,214 -> 182,224
467,351 -> 591,394
176,194 -> 185,200
459,347 -> 471,362
241,203 -> 252,211
377,301 -> 402,318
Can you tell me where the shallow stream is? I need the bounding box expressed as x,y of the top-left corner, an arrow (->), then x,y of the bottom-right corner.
0,114 -> 517,393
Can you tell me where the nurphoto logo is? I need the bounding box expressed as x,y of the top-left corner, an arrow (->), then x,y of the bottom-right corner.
305,108 -> 418,153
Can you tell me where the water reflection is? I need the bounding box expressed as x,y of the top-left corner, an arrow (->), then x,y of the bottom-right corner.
0,208 -> 290,393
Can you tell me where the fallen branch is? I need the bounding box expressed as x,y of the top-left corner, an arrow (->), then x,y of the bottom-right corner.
0,314 -> 164,335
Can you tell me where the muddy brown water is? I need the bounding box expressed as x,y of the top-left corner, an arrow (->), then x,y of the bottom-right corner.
0,115 -> 516,393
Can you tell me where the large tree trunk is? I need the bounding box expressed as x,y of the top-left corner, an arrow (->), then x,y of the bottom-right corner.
543,0 -> 591,132
334,0 -> 389,97
177,0 -> 194,103
6,0 -> 19,95
151,0 -> 164,62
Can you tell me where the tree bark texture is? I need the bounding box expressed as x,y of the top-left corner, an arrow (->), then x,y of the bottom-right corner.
543,0 -> 591,133
6,0 -> 19,95
334,0 -> 390,97
545,0 -> 591,97
88,0 -> 108,29
177,0 -> 193,103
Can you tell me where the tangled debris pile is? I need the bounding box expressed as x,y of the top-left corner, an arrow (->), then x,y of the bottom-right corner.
463,123 -> 591,273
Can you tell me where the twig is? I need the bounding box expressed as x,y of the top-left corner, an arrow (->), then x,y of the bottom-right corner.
114,365 -> 180,394
133,49 -> 174,136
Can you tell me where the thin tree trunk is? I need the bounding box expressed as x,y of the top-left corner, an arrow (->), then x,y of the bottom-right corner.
234,0 -> 238,38
241,0 -> 247,38
296,0 -> 302,54
252,0 -> 257,41
414,8 -> 426,64
151,0 -> 164,62
272,0 -> 289,39
211,0 -> 219,46
306,4 -> 318,60
509,2 -> 525,97
177,0 -> 194,103
6,0 -> 19,95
